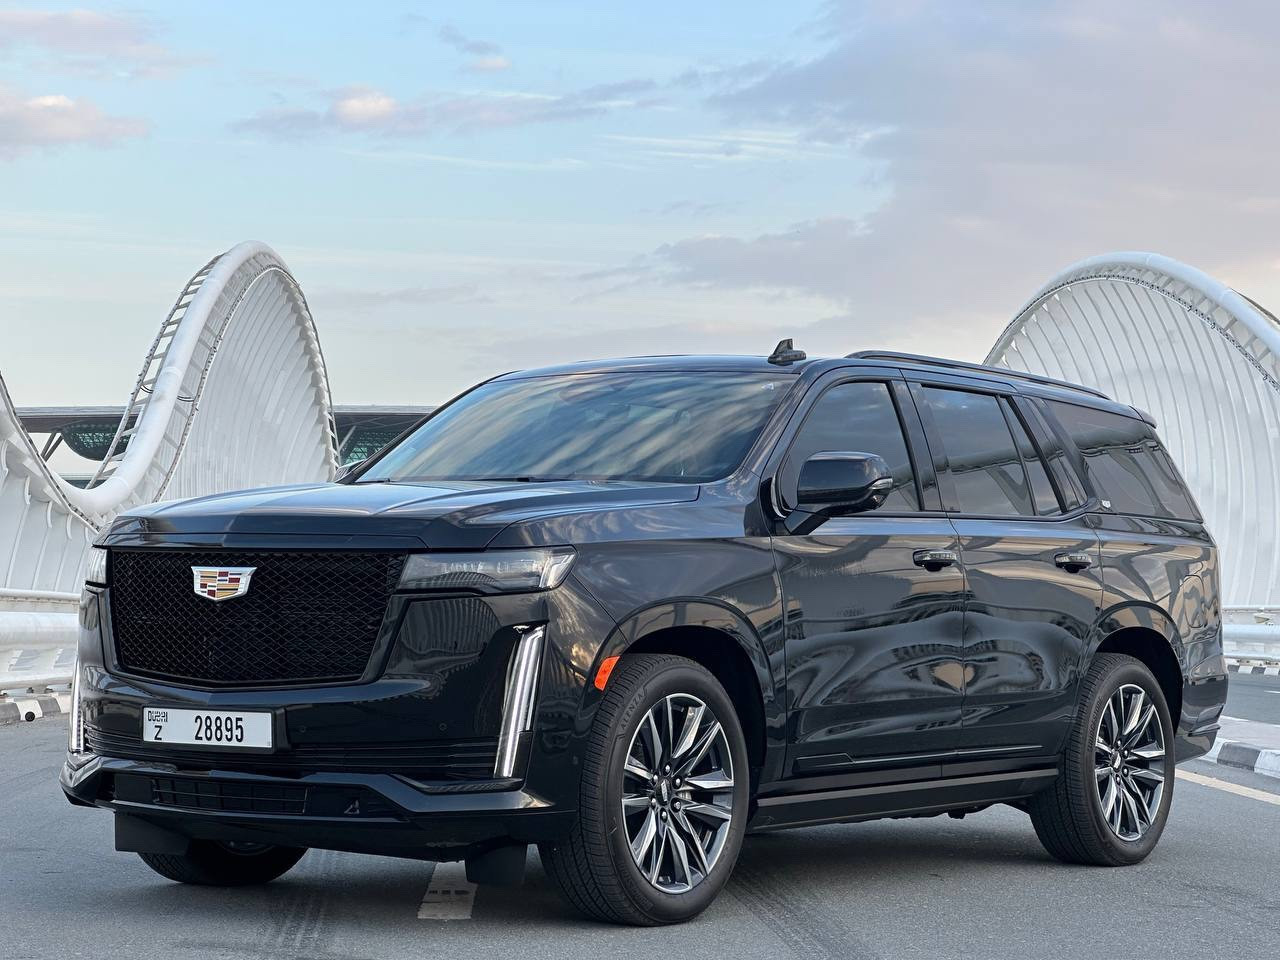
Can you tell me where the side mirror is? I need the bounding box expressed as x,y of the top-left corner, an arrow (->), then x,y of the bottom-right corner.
795,451 -> 894,519
334,459 -> 366,482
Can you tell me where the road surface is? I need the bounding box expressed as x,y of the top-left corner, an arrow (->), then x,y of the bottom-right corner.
4,676 -> 1278,960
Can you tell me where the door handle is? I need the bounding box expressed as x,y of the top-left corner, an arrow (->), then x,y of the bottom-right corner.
913,549 -> 959,571
1055,552 -> 1093,572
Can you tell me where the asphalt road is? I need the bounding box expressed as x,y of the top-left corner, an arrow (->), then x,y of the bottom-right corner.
4,710 -> 1279,960
1223,670 -> 1280,726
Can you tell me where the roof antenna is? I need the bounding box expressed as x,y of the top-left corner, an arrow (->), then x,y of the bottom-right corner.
767,338 -> 807,365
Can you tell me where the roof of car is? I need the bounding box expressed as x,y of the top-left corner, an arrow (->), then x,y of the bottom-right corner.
493,351 -> 1149,422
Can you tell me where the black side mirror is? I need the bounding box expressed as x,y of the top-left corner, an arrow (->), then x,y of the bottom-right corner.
792,451 -> 894,527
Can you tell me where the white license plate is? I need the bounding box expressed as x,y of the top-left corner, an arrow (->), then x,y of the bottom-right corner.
142,707 -> 273,749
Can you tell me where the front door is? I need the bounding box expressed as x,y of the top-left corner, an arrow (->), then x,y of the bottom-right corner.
771,376 -> 967,776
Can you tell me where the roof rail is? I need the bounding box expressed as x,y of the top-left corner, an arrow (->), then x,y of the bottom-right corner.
846,350 -> 1110,399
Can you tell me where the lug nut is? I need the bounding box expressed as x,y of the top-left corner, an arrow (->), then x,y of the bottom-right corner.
650,798 -> 657,808
660,810 -> 668,821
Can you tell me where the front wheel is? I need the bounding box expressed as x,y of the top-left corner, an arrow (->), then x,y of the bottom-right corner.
139,841 -> 306,886
540,654 -> 750,925
1029,653 -> 1175,865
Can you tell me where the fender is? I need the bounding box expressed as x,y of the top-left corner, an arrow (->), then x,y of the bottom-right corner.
581,596 -> 786,782
1088,601 -> 1186,675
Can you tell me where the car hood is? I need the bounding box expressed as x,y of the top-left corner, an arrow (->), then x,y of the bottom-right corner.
104,479 -> 700,549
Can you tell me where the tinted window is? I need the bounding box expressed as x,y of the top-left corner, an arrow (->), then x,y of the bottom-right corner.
923,387 -> 1033,516
1046,401 -> 1200,520
1005,402 -> 1062,516
784,381 -> 919,511
1025,401 -> 1086,510
362,371 -> 791,484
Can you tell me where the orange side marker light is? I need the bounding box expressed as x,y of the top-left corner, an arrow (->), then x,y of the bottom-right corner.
594,655 -> 620,691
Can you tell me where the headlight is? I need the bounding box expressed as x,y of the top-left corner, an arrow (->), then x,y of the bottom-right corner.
399,547 -> 575,594
84,546 -> 108,587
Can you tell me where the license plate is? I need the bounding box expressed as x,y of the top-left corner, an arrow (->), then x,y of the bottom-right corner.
142,707 -> 273,749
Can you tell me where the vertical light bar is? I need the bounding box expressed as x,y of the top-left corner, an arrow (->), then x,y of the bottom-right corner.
494,626 -> 545,779
68,661 -> 84,754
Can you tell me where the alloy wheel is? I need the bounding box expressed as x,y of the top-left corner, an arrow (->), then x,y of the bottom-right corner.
1094,683 -> 1166,842
620,693 -> 736,894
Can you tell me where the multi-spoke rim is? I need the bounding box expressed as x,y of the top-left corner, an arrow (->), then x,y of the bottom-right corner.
1094,683 -> 1166,842
621,693 -> 736,894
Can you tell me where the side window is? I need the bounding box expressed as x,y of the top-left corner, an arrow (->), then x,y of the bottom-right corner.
921,387 -> 1034,516
1003,400 -> 1062,516
783,381 -> 919,511
1024,400 -> 1086,510
1045,401 -> 1200,520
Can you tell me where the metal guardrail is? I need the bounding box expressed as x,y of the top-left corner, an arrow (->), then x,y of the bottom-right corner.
0,591 -> 79,694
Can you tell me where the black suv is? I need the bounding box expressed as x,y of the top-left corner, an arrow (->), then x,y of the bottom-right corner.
63,346 -> 1228,925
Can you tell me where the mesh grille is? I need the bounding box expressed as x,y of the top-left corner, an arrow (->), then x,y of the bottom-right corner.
109,549 -> 405,687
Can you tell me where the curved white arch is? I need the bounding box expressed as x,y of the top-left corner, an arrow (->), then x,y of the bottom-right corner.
0,241 -> 337,611
986,251 -> 1280,611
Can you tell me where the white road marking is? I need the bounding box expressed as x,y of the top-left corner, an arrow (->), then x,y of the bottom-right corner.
1177,769 -> 1280,806
417,862 -> 476,921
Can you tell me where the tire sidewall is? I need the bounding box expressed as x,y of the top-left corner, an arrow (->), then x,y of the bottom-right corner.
600,660 -> 750,923
1079,659 -> 1175,862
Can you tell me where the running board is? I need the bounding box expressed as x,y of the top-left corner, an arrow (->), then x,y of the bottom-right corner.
749,768 -> 1058,832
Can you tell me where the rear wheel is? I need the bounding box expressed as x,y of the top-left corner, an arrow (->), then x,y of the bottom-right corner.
138,841 -> 306,886
540,654 -> 749,925
1029,653 -> 1174,865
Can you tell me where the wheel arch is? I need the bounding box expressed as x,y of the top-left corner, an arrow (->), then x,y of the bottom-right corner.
589,598 -> 782,787
1090,604 -> 1185,721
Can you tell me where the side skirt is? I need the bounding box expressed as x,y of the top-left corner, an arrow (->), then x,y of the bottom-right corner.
748,767 -> 1059,832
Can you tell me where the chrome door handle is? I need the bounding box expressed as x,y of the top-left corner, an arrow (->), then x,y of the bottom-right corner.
913,549 -> 959,571
1055,552 -> 1093,572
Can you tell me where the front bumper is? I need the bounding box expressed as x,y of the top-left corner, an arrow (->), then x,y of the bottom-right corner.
61,754 -> 574,859
67,547 -> 622,858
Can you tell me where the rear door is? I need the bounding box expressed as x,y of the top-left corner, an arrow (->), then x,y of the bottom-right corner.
770,371 -> 968,775
910,378 -> 1103,757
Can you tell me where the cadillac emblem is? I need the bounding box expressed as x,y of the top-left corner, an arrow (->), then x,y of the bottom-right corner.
191,566 -> 256,602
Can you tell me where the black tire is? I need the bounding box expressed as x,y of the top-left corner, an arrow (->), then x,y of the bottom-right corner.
540,654 -> 750,925
138,841 -> 306,886
1029,653 -> 1175,866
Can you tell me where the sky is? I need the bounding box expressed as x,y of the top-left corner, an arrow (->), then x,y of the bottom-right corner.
3,0 -> 1280,408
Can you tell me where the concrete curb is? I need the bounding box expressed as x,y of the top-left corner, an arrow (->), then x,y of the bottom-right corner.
0,692 -> 71,726
1205,738 -> 1280,781
1228,662 -> 1280,676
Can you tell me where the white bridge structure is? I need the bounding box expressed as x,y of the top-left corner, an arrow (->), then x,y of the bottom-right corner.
1,241 -> 338,691
987,252 -> 1280,660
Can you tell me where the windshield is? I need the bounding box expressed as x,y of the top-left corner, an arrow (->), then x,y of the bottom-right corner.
359,371 -> 792,484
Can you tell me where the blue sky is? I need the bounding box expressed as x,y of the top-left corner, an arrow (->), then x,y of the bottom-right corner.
3,1 -> 1279,405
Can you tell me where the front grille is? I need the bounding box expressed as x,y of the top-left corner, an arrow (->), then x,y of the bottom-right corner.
87,727 -> 500,782
109,549 -> 405,687
151,776 -> 308,814
112,774 -> 400,818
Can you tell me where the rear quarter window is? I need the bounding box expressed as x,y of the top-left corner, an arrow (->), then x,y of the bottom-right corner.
1045,400 -> 1200,521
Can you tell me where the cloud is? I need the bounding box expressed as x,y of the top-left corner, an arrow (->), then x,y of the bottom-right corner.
315,283 -> 492,311
437,22 -> 511,72
0,9 -> 191,77
233,80 -> 660,140
0,88 -> 146,157
402,17 -> 511,72
595,0 -> 1280,358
